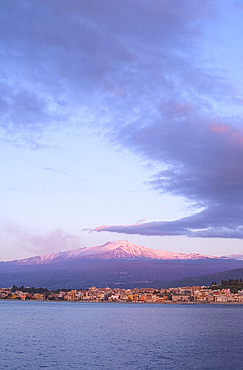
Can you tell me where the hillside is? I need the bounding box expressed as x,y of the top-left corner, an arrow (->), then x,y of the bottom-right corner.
153,268 -> 243,289
1,257 -> 243,290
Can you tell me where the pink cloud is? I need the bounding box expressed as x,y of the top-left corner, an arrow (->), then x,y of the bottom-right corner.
0,220 -> 83,260
104,81 -> 127,97
159,101 -> 193,115
209,123 -> 229,133
93,225 -> 109,232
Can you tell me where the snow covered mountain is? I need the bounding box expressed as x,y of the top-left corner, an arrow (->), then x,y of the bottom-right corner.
1,241 -> 242,290
10,240 -> 219,265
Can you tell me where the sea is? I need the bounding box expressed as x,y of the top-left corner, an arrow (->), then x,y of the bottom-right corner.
0,301 -> 242,369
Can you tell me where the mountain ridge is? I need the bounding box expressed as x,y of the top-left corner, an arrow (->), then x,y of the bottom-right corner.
6,240 -> 223,265
1,240 -> 242,290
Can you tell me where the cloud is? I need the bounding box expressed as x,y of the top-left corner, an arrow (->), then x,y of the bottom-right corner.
0,0 -> 221,148
227,254 -> 243,260
136,218 -> 146,224
94,208 -> 243,239
1,1 -> 243,240
43,167 -> 68,175
94,107 -> 243,238
0,219 -> 83,261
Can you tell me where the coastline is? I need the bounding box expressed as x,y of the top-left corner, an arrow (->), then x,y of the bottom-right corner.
1,299 -> 243,305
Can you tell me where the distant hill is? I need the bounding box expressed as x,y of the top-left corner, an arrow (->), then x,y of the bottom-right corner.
150,268 -> 243,289
1,241 -> 243,289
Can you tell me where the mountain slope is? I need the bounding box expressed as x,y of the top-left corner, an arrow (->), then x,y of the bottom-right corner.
8,240 -> 220,265
1,240 -> 243,289
1,259 -> 243,290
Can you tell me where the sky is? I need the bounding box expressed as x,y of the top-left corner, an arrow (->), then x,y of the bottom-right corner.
1,0 -> 243,261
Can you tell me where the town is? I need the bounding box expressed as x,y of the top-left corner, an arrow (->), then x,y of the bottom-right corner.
1,280 -> 243,303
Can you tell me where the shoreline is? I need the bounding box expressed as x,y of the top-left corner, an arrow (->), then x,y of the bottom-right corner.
1,299 -> 243,305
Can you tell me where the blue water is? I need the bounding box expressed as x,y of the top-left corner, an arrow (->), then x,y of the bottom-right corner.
0,301 -> 242,369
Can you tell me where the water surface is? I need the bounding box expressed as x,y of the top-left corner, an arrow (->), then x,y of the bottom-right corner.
0,301 -> 242,369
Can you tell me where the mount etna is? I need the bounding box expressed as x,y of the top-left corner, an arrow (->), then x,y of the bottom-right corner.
1,240 -> 243,289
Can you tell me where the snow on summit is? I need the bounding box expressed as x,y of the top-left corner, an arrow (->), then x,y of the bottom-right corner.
9,240 -> 219,265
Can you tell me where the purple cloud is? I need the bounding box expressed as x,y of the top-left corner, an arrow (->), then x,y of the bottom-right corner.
1,1 -> 243,240
94,208 -> 243,239
95,102 -> 243,238
0,0 -> 222,148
